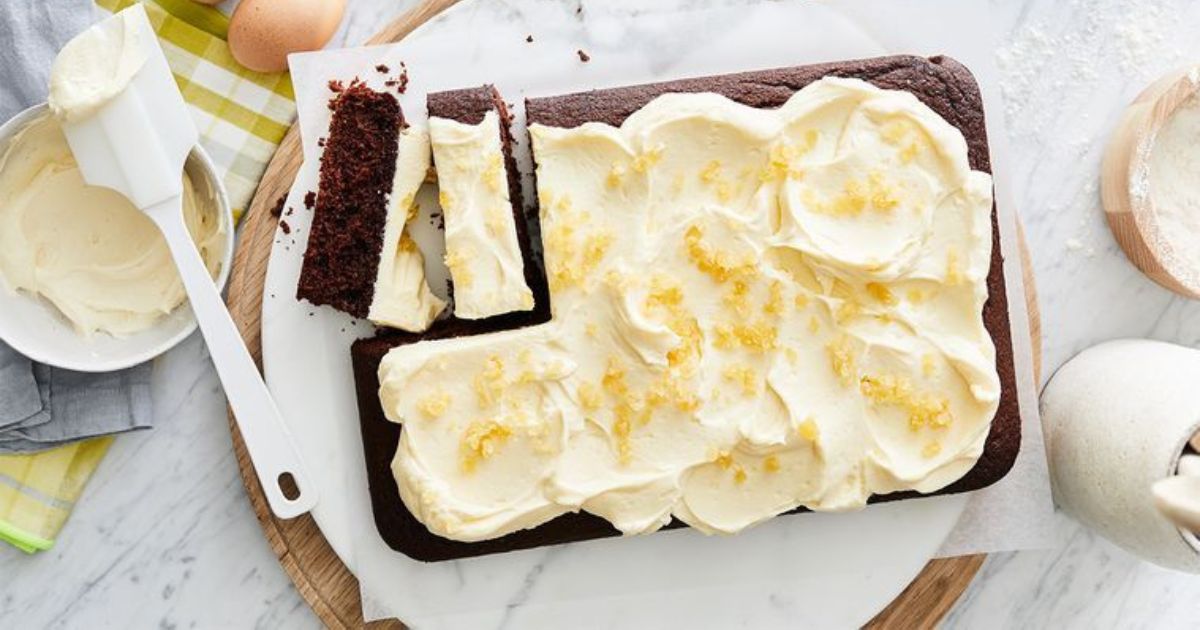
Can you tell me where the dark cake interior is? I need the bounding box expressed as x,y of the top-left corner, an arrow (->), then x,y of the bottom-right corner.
297,82 -> 403,318
350,55 -> 1021,562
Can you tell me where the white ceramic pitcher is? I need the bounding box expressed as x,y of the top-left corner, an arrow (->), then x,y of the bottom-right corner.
1041,339 -> 1200,572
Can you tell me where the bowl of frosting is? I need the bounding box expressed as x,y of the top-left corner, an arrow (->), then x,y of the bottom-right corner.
0,102 -> 232,372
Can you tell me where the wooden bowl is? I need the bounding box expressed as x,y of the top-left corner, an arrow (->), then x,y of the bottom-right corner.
1101,66 -> 1200,299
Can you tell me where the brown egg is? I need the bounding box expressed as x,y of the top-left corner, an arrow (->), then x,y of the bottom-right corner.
228,0 -> 345,73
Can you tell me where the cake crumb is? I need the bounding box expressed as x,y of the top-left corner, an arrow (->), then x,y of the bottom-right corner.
526,34 -> 534,43
317,137 -> 326,148
269,194 -> 287,217
384,67 -> 411,94
577,49 -> 591,63
304,191 -> 316,209
375,64 -> 389,74
280,220 -> 292,235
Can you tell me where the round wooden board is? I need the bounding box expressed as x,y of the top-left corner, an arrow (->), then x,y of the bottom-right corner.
225,2 -> 1043,627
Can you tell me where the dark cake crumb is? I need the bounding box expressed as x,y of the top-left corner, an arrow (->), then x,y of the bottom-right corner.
304,191 -> 316,209
318,137 -> 326,148
269,194 -> 287,218
383,62 -> 411,94
576,49 -> 590,63
525,35 -> 534,43
376,64 -> 389,74
296,81 -> 404,317
280,220 -> 291,235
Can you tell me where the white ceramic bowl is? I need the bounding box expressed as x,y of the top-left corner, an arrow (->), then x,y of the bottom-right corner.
0,103 -> 235,373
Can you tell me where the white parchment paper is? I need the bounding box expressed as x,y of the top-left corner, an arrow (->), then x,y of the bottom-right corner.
278,0 -> 1053,625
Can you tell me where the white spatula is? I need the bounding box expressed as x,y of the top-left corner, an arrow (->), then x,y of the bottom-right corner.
58,6 -> 316,519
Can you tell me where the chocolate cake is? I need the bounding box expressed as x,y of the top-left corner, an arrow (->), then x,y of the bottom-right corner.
297,82 -> 402,317
351,55 -> 1021,562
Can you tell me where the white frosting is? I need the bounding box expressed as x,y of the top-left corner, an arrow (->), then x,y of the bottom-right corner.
0,114 -> 222,336
368,126 -> 446,332
430,110 -> 535,319
48,6 -> 149,122
380,78 -> 999,542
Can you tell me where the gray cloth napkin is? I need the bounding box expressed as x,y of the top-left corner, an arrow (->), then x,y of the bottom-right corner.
0,1 -> 154,454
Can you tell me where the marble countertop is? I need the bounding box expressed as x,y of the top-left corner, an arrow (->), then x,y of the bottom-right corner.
4,0 -> 1200,627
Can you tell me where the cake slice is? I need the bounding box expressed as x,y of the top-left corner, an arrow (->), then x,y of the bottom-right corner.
351,55 -> 1022,562
297,81 -> 444,332
428,86 -> 535,319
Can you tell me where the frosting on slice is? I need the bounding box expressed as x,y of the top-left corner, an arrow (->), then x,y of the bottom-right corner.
430,110 -> 535,319
368,126 -> 446,332
381,324 -> 574,541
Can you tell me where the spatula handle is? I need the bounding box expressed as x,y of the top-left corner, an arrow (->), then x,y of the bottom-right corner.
152,197 -> 317,519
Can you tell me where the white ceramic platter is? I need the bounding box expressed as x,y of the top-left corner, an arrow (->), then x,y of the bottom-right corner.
258,0 -> 1022,626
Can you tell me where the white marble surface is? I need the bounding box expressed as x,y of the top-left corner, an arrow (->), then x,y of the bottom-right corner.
3,0 -> 1200,627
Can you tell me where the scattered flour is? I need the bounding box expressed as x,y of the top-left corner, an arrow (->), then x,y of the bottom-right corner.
995,0 -> 1188,264
1063,211 -> 1098,258
1114,3 -> 1170,73
995,0 -> 1184,135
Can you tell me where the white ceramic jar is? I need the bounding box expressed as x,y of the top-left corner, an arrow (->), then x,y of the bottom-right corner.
1041,339 -> 1200,572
